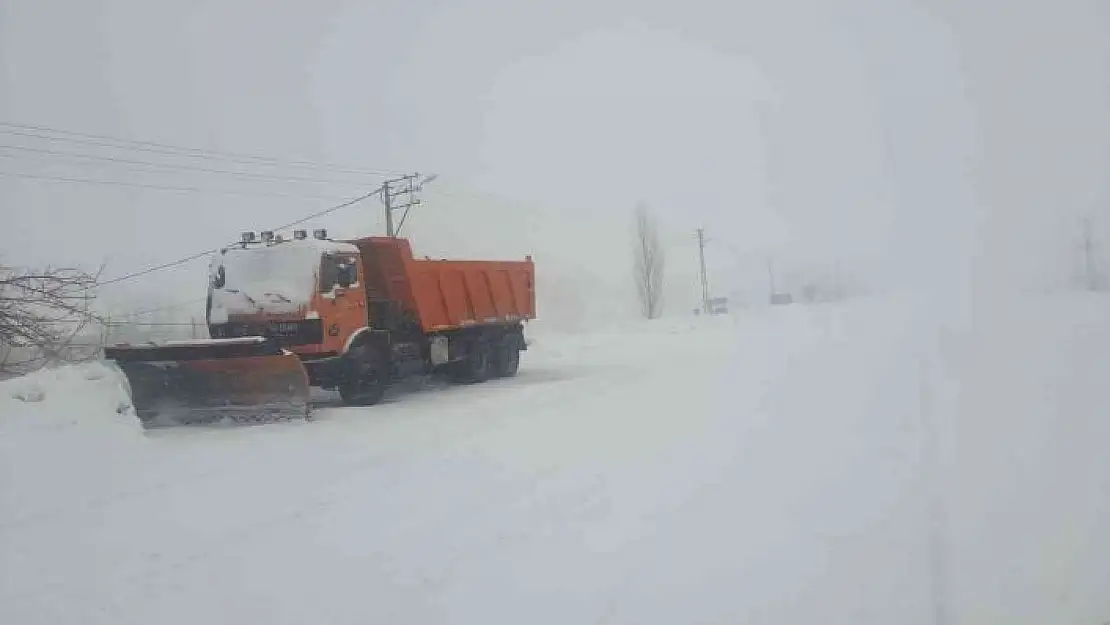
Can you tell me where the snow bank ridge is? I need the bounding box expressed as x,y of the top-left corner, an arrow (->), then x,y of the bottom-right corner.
0,361 -> 139,435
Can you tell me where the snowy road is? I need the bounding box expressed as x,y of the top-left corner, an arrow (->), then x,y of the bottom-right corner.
3,297 -> 1109,624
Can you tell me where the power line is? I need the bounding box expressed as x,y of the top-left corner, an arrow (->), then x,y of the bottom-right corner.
111,298 -> 208,318
96,249 -> 219,287
0,168 -> 355,201
0,122 -> 406,176
95,189 -> 381,287
0,143 -> 370,187
0,122 -> 407,176
267,187 -> 381,231
103,321 -> 202,327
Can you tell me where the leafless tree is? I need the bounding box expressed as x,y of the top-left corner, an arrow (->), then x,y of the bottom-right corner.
0,263 -> 101,376
632,203 -> 665,319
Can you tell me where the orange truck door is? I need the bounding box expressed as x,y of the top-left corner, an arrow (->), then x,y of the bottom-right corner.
318,253 -> 366,353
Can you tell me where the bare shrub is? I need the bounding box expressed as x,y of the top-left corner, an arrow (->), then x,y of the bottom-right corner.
0,264 -> 100,377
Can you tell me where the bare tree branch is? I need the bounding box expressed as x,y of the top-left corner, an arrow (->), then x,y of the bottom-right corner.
0,263 -> 101,376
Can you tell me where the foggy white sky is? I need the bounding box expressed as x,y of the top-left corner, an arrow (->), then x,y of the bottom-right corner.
1,0 -> 1106,319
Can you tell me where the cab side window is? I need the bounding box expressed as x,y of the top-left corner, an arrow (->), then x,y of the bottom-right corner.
320,254 -> 358,291
337,261 -> 356,288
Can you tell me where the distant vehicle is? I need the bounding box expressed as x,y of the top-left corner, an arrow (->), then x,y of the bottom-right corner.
694,297 -> 729,316
105,230 -> 536,427
770,292 -> 794,306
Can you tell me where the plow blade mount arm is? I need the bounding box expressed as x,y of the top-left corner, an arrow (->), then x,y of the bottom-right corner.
104,337 -> 310,428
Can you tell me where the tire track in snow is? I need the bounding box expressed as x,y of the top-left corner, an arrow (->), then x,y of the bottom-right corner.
3,328 -> 744,622
34,358 -> 667,614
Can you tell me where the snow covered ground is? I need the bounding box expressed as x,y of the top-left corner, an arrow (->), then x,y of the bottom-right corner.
2,294 -> 1108,624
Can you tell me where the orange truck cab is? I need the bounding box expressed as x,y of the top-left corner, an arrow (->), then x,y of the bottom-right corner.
205,230 -> 536,405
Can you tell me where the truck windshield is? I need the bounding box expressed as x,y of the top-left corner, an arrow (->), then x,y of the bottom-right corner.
208,243 -> 322,312
319,253 -> 359,292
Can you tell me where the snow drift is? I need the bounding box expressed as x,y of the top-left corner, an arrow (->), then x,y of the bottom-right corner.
0,360 -> 135,433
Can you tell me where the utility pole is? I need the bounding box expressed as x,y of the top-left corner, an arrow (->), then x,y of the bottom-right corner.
767,257 -> 777,298
380,173 -> 437,237
697,228 -> 710,314
382,178 -> 396,237
1082,215 -> 1097,291
917,356 -> 949,625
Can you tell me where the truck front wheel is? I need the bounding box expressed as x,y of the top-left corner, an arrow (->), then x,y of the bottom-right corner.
339,344 -> 387,406
338,372 -> 386,406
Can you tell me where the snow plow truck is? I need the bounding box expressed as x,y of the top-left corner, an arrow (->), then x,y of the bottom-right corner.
104,230 -> 536,427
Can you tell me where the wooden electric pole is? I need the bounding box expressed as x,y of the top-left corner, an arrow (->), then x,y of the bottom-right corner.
381,173 -> 433,237
697,228 -> 710,314
1082,215 -> 1098,291
383,179 -> 395,237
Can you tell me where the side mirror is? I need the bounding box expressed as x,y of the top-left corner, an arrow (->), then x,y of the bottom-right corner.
211,266 -> 226,289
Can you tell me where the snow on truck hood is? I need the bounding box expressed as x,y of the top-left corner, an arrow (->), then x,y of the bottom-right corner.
208,239 -> 359,319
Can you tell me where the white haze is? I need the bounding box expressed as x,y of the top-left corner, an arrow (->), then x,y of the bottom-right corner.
1,0 -> 1105,325
2,2 -> 1110,623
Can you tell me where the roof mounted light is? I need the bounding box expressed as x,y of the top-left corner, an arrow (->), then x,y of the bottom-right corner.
293,229 -> 308,240
312,228 -> 328,240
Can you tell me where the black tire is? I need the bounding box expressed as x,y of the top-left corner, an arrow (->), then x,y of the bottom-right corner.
452,341 -> 491,384
492,343 -> 521,378
338,345 -> 387,406
338,372 -> 386,406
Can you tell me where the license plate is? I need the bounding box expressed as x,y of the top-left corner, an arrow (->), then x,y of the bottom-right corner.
269,322 -> 299,336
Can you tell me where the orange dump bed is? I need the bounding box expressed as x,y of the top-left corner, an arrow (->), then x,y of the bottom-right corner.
351,237 -> 536,332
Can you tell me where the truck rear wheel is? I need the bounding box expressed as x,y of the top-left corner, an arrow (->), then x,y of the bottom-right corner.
493,343 -> 520,378
452,341 -> 491,384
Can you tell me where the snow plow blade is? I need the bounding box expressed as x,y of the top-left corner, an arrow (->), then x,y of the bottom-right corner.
103,337 -> 310,428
